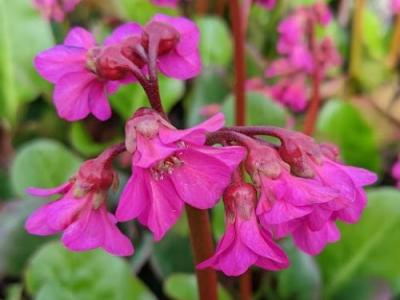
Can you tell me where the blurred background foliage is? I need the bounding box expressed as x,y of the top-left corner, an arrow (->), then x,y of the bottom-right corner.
0,0 -> 400,299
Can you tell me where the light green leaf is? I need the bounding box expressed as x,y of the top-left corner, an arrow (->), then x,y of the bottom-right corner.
25,242 -> 155,300
119,0 -> 177,23
316,99 -> 381,173
222,92 -> 287,126
363,9 -> 386,60
164,273 -> 232,300
110,76 -> 184,120
197,17 -> 233,67
11,139 -> 82,198
317,188 -> 400,298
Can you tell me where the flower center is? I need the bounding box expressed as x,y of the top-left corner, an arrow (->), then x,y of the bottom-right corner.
150,155 -> 183,180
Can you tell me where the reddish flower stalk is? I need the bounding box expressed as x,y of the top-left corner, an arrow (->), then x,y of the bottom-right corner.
229,0 -> 247,127
349,0 -> 365,78
195,0 -> 209,15
186,205 -> 218,300
216,0 -> 226,15
388,14 -> 400,68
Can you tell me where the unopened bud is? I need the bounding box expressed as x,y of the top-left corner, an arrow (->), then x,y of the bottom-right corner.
95,46 -> 129,80
142,21 -> 180,55
121,36 -> 147,67
224,182 -> 257,221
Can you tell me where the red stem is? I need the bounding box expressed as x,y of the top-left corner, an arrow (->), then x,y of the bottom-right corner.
239,271 -> 252,300
229,0 -> 247,127
185,205 -> 218,300
216,0 -> 226,15
303,20 -> 320,136
195,0 -> 209,15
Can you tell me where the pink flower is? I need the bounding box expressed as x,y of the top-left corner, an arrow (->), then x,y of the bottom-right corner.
392,0 -> 400,14
197,183 -> 289,276
269,77 -> 308,112
116,110 -> 245,240
33,0 -> 82,22
25,156 -> 134,256
34,27 -> 132,121
392,157 -> 400,188
255,0 -> 276,10
151,0 -> 178,8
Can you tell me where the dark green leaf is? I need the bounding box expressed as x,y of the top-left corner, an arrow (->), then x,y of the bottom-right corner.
316,99 -> 381,173
25,242 -> 156,300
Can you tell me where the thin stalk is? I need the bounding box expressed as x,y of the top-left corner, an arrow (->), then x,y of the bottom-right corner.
239,271 -> 252,300
216,0 -> 226,15
185,205 -> 218,300
229,0 -> 247,126
388,14 -> 400,68
349,0 -> 365,79
195,0 -> 209,15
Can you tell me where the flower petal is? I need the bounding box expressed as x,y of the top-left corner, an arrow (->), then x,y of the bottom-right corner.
64,27 -> 96,48
26,182 -> 72,197
104,22 -> 143,45
88,82 -> 112,121
157,50 -> 201,80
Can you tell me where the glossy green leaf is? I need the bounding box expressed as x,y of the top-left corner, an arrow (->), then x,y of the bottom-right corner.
222,92 -> 287,126
0,0 -> 53,106
316,99 -> 381,173
317,188 -> 400,298
0,200 -> 51,276
363,10 -> 386,60
197,17 -> 233,67
110,76 -> 184,120
25,242 -> 156,300
11,139 -> 82,198
277,240 -> 322,300
185,68 -> 230,127
119,0 -> 176,23
164,273 -> 232,300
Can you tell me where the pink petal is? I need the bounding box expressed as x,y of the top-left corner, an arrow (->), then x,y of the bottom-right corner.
157,50 -> 201,80
192,145 -> 246,170
88,82 -> 112,121
26,182 -> 72,197
102,210 -> 134,256
306,206 -> 332,231
260,200 -> 312,224
45,196 -> 87,231
240,217 -> 289,264
53,72 -> 95,121
341,165 -> 378,187
134,134 -> 178,168
170,148 -> 233,209
64,27 -> 96,48
335,190 -> 367,223
159,113 -> 225,145
104,22 -> 143,45
25,204 -> 59,235
116,167 -> 149,222
293,221 -> 340,255
34,46 -> 87,83
138,174 -> 183,241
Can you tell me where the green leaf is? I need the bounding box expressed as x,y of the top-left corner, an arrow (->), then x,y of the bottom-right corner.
69,122 -> 116,157
25,242 -> 156,300
316,99 -> 381,173
110,76 -> 184,120
197,17 -> 233,67
317,188 -> 400,298
11,139 -> 82,198
0,200 -> 52,276
185,68 -> 230,127
164,273 -> 232,300
0,0 -> 53,106
277,240 -> 322,300
363,9 -> 386,60
222,92 -> 287,126
5,284 -> 23,300
119,0 -> 177,23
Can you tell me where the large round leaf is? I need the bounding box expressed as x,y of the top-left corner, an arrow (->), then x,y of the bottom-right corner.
25,242 -> 155,300
11,139 -> 82,198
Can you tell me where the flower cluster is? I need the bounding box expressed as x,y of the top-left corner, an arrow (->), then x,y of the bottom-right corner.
248,2 -> 341,112
33,0 -> 82,22
27,13 -> 376,278
34,14 -> 201,121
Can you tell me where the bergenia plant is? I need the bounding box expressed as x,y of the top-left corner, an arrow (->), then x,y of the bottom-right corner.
25,3 -> 378,300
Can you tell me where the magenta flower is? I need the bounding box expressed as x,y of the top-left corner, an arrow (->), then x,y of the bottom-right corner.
392,0 -> 400,14
392,156 -> 400,188
33,0 -> 82,22
34,27 -> 133,121
25,156 -> 134,256
197,183 -> 289,276
116,109 -> 246,240
255,0 -> 276,10
151,0 -> 178,8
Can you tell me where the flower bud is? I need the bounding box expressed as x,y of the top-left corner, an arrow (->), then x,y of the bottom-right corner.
224,182 -> 257,221
142,21 -> 180,55
121,36 -> 147,67
94,46 -> 130,80
76,159 -> 115,192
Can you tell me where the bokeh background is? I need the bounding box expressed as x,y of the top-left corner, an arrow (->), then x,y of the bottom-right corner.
0,0 -> 400,299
